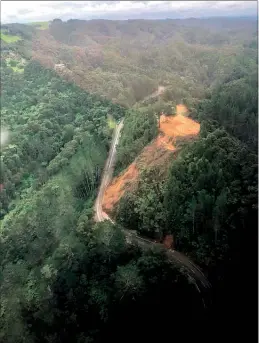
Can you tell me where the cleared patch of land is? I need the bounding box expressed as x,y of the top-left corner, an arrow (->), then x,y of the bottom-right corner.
29,22 -> 49,30
102,163 -> 138,213
6,58 -> 25,73
102,110 -> 200,214
0,30 -> 21,43
160,113 -> 200,140
107,115 -> 116,129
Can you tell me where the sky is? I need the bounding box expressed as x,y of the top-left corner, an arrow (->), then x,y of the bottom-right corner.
1,1 -> 257,24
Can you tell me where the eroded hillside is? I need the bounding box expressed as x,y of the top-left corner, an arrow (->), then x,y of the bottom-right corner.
102,107 -> 200,215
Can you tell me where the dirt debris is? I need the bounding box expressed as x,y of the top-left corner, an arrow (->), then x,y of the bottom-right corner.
176,104 -> 189,116
102,112 -> 200,214
102,163 -> 138,213
160,114 -> 200,139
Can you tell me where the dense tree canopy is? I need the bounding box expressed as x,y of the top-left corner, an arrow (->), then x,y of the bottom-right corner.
115,108 -> 158,174
195,49 -> 258,150
0,60 -> 125,218
115,43 -> 258,340
2,17 -> 257,108
0,16 -> 257,343
0,52 -> 205,343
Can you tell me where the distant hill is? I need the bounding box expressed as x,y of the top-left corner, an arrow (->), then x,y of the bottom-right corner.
1,17 -> 257,108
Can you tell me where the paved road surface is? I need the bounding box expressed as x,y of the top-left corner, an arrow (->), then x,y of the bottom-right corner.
94,120 -> 211,296
94,120 -> 124,222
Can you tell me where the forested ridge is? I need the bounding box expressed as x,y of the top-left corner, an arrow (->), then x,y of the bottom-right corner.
0,42 -> 204,343
0,59 -> 124,218
114,108 -> 158,175
1,17 -> 257,109
116,46 -> 258,240
115,36 -> 258,340
0,16 -> 258,342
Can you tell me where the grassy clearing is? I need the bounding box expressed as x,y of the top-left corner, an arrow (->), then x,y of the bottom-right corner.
6,58 -> 25,73
9,65 -> 24,73
0,31 -> 22,43
29,22 -> 49,30
107,115 -> 116,129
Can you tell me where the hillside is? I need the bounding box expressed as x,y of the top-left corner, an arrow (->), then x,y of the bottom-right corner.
1,48 -> 206,343
1,17 -> 257,109
0,59 -> 125,218
0,15 -> 257,343
103,108 -> 200,215
112,36 -> 257,343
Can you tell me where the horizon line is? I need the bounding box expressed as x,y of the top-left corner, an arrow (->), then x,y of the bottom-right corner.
1,14 -> 257,26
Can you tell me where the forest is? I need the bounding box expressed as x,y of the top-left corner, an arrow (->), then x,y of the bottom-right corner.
0,59 -> 124,218
1,17 -> 257,108
114,108 -> 158,175
0,16 -> 258,343
0,50 -> 204,343
115,37 -> 258,339
117,47 -> 258,242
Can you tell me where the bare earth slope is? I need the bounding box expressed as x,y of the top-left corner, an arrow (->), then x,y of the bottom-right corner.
102,112 -> 200,214
94,114 -> 210,295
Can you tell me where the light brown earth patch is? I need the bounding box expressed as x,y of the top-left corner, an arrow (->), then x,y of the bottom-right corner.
160,114 -> 200,141
176,104 -> 189,116
102,163 -> 138,213
102,112 -> 200,214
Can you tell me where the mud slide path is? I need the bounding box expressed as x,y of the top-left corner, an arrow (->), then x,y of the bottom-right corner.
94,113 -> 211,296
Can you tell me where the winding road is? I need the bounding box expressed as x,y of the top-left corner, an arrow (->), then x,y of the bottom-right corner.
94,120 -> 124,223
94,119 -> 211,296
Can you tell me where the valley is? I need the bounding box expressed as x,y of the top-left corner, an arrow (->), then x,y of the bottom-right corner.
0,13 -> 257,343
95,112 -> 210,295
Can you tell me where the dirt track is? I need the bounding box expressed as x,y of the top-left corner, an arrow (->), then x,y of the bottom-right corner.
141,85 -> 166,102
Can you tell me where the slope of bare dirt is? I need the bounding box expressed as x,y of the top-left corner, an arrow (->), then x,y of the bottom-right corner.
102,111 -> 200,214
160,112 -> 200,141
102,163 -> 139,213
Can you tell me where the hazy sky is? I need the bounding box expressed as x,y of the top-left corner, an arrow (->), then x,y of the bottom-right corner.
1,1 -> 257,24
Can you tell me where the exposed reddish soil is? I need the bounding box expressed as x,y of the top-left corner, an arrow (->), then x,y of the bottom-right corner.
102,110 -> 200,214
163,235 -> 174,249
155,135 -> 175,151
176,104 -> 189,116
160,113 -> 200,140
102,163 -> 138,213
